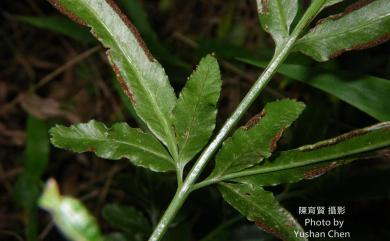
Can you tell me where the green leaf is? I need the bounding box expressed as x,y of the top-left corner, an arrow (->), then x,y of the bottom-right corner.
282,66 -> 390,121
48,0 -> 178,159
234,122 -> 390,186
15,15 -> 95,43
240,58 -> 390,121
13,116 -> 49,241
116,0 -> 188,68
102,204 -> 150,237
238,159 -> 351,187
257,0 -> 298,47
208,99 -> 305,179
174,55 -> 222,169
219,182 -> 306,241
39,179 -> 103,241
50,120 -> 174,172
294,0 -> 390,61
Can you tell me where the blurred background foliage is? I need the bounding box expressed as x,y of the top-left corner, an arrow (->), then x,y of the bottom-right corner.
0,0 -> 389,240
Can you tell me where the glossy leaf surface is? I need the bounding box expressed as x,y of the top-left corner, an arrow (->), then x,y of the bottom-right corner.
256,0 -> 298,47
209,99 -> 305,179
174,55 -> 221,169
295,0 -> 390,61
50,120 -> 175,172
48,0 -> 178,158
219,182 -> 306,241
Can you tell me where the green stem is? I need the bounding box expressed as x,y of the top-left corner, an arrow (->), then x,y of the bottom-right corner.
148,1 -> 326,240
176,167 -> 183,187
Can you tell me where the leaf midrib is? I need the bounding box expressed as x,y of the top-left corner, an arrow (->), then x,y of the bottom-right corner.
83,0 -> 178,159
222,184 -> 269,215
177,65 -> 212,165
221,184 -> 293,240
276,0 -> 289,35
221,134 -> 390,181
60,135 -> 173,163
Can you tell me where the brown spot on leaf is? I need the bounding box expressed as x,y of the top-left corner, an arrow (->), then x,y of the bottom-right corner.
314,14 -> 340,26
330,34 -> 390,59
47,0 -> 86,26
111,62 -> 137,106
255,219 -> 285,241
259,0 -> 269,13
105,0 -> 153,61
244,110 -> 266,130
299,127 -> 372,152
313,0 -> 374,30
304,162 -> 338,180
310,0 -> 390,58
270,127 -> 286,152
87,147 -> 96,152
287,219 -> 296,228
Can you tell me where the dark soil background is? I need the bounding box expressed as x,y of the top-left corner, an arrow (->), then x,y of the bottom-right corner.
1,0 -> 390,241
